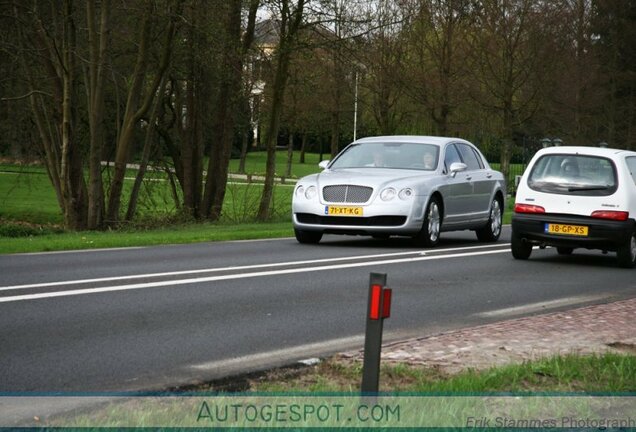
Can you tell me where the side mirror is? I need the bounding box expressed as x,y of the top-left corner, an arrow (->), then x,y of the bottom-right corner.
318,160 -> 330,170
449,162 -> 467,178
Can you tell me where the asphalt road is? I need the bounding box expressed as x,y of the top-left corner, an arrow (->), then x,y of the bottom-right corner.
1,226 -> 635,393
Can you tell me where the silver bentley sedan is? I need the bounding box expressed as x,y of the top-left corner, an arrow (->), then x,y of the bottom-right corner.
292,135 -> 506,246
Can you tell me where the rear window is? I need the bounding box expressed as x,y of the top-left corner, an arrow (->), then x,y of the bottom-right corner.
527,154 -> 617,196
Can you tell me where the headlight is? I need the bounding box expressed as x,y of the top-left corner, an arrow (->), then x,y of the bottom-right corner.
398,188 -> 413,200
295,185 -> 305,198
305,185 -> 317,199
380,187 -> 396,201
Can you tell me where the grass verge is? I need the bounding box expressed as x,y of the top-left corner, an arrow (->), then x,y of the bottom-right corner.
1,154 -> 516,254
244,352 -> 635,393
48,352 -> 635,428
0,221 -> 294,254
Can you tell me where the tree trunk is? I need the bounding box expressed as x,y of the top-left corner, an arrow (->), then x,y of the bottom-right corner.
299,132 -> 307,163
180,63 -> 203,218
86,0 -> 110,229
330,111 -> 340,158
256,51 -> 291,220
238,129 -> 249,174
500,100 -> 514,185
125,76 -> 168,221
202,1 -> 241,221
60,0 -> 87,230
286,132 -> 294,178
203,0 -> 259,221
105,1 -> 179,226
14,2 -> 65,212
257,0 -> 305,221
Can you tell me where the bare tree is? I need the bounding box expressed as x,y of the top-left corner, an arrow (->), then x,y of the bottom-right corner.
85,0 -> 111,229
361,0 -> 407,135
590,0 -> 636,149
256,0 -> 306,221
468,0 -> 557,180
403,0 -> 472,136
202,0 -> 260,221
105,0 -> 182,225
10,1 -> 88,229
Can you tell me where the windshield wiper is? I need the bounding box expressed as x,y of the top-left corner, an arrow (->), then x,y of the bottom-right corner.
567,185 -> 611,192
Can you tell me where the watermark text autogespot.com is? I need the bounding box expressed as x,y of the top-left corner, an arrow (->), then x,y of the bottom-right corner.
196,401 -> 400,425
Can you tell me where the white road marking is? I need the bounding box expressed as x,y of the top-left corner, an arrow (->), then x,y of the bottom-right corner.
475,294 -> 610,318
189,335 -> 365,372
19,247 -> 146,256
1,243 -> 509,292
0,247 -> 511,303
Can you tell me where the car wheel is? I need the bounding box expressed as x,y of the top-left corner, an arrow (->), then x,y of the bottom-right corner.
511,232 -> 532,259
616,231 -> 636,268
413,197 -> 441,247
556,247 -> 573,255
476,197 -> 502,242
294,229 -> 323,244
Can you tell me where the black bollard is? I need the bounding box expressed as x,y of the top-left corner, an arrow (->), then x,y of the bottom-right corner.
361,272 -> 392,394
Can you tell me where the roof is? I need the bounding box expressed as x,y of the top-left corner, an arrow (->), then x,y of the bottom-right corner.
538,146 -> 636,158
353,135 -> 471,146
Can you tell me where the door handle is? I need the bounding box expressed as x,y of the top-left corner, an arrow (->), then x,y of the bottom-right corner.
486,174 -> 493,179
465,176 -> 472,181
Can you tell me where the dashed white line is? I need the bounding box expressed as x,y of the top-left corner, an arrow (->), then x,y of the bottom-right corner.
475,294 -> 610,318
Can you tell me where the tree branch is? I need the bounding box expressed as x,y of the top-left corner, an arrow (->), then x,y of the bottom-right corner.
1,90 -> 53,101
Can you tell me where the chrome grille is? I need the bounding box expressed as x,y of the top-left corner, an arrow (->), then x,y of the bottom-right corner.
322,185 -> 373,203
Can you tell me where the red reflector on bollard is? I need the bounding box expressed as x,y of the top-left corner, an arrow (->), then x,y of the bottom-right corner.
382,288 -> 392,318
369,284 -> 382,320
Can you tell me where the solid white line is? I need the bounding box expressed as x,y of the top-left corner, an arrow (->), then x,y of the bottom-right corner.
0,243 -> 509,292
475,294 -> 609,318
0,248 -> 510,303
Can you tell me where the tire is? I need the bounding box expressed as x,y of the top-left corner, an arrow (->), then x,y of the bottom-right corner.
556,247 -> 574,255
511,231 -> 532,260
413,196 -> 441,247
616,231 -> 636,268
294,229 -> 323,244
476,197 -> 503,242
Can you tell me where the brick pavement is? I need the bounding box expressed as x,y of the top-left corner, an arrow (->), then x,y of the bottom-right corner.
340,298 -> 636,373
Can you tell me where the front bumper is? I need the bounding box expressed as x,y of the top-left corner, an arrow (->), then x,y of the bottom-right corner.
512,213 -> 634,251
292,196 -> 426,236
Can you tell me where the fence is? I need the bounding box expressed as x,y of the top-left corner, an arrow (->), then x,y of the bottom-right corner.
480,137 -> 545,195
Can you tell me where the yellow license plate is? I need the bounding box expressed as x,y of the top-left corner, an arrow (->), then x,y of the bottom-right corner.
545,223 -> 588,236
325,206 -> 363,216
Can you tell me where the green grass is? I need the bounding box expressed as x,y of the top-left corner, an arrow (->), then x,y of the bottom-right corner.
0,221 -> 294,254
0,161 -> 298,226
228,150 -> 324,179
47,352 -> 635,428
0,152 -> 516,254
0,169 -> 62,225
248,352 -> 635,393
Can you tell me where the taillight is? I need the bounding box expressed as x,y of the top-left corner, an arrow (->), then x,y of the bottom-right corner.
591,210 -> 629,221
514,203 -> 545,214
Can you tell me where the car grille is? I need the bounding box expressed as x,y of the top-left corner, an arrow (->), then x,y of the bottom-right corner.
296,214 -> 406,227
322,185 -> 373,203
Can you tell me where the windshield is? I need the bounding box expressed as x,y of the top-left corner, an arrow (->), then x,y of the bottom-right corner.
329,142 -> 440,171
528,154 -> 617,196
